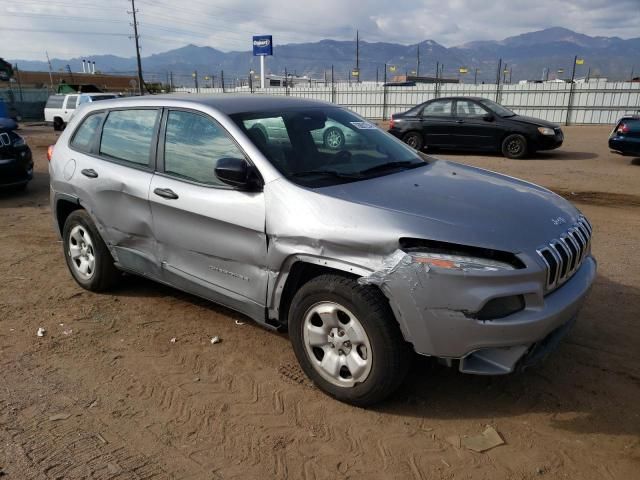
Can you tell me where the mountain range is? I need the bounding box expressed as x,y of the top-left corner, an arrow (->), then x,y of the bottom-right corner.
8,27 -> 640,84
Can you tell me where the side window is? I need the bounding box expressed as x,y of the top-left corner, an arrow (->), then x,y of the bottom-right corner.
70,112 -> 105,153
65,96 -> 78,110
456,100 -> 488,117
78,96 -> 90,105
164,110 -> 245,186
422,100 -> 453,116
45,96 -> 64,109
100,109 -> 159,166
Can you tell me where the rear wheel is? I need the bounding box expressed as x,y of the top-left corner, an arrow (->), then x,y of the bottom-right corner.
62,210 -> 119,292
288,274 -> 411,406
53,117 -> 64,131
323,127 -> 345,150
402,131 -> 424,150
502,134 -> 528,159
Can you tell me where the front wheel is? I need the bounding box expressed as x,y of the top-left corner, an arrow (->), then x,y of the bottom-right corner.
402,131 -> 424,150
62,210 -> 119,292
288,274 -> 411,406
502,134 -> 528,159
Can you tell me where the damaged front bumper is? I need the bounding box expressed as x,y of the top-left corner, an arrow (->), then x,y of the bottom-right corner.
362,250 -> 597,374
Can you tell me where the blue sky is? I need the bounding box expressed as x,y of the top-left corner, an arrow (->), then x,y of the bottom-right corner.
2,0 -> 639,60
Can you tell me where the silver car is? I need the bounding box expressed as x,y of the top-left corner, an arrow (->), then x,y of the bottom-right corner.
49,95 -> 597,406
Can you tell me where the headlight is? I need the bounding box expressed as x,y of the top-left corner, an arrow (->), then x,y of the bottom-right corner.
409,252 -> 515,272
12,134 -> 25,146
537,127 -> 555,136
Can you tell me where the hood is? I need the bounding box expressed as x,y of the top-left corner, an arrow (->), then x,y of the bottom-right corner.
510,114 -> 558,129
315,159 -> 580,253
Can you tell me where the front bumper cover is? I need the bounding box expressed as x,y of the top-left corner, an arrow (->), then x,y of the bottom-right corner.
362,251 -> 596,374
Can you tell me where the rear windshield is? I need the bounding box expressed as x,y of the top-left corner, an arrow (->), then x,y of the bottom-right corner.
45,95 -> 65,109
91,95 -> 117,102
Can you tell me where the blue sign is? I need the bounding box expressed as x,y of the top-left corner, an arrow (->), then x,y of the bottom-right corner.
253,35 -> 273,56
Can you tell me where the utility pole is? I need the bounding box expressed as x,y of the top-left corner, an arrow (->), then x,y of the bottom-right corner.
630,67 -> 635,82
503,63 -> 508,84
45,51 -> 54,90
376,66 -> 379,85
416,44 -> 420,77
128,0 -> 145,95
383,63 -> 387,84
474,68 -> 479,84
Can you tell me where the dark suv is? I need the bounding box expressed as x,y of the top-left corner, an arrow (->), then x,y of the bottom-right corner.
389,97 -> 563,159
0,123 -> 33,190
609,116 -> 640,157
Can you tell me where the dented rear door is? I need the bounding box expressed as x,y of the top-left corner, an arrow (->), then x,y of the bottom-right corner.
72,108 -> 160,275
149,108 -> 268,320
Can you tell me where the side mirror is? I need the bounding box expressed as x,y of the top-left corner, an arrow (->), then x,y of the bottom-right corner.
215,157 -> 261,190
483,113 -> 495,122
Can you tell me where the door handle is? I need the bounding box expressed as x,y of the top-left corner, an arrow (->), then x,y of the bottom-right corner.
456,119 -> 464,124
81,168 -> 98,178
153,187 -> 179,200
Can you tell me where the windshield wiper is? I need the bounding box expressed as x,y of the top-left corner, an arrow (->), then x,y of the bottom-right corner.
358,160 -> 425,176
288,170 -> 362,179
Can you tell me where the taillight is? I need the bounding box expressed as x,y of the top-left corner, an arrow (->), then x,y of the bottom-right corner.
617,123 -> 630,134
389,115 -> 395,129
47,145 -> 55,162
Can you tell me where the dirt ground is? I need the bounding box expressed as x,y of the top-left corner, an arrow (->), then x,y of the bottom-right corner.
0,125 -> 639,480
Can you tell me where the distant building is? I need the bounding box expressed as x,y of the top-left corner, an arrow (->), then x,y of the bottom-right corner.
392,75 -> 459,84
3,70 -> 140,94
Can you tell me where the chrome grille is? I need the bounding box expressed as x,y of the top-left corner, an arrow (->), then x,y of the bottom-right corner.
536,216 -> 592,291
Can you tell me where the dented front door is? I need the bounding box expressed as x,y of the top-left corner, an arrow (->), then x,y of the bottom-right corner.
149,109 -> 268,320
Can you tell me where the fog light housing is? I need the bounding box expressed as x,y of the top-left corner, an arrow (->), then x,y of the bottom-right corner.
470,295 -> 525,320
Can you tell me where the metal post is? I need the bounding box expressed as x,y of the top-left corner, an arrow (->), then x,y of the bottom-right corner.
384,63 -> 387,84
355,30 -> 360,83
376,66 -> 379,85
221,70 -> 225,92
474,68 -> 478,84
630,68 -> 635,82
169,71 -> 173,92
565,55 -> 578,125
495,58 -> 502,102
249,70 -> 253,93
416,44 -> 420,77
15,64 -> 23,102
193,70 -> 198,93
285,67 -> 289,96
260,55 -> 265,89
382,63 -> 388,121
435,61 -> 439,98
331,64 -> 335,103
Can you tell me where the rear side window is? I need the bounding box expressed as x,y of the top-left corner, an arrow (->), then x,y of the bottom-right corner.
99,109 -> 159,167
46,96 -> 64,109
65,96 -> 78,110
70,112 -> 105,153
163,110 -> 245,186
456,100 -> 488,117
423,100 -> 453,116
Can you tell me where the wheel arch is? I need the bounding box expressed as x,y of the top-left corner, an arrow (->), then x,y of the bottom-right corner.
54,194 -> 82,238
269,255 -> 374,327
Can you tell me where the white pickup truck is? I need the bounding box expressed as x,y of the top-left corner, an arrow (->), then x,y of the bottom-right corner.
45,93 -> 117,131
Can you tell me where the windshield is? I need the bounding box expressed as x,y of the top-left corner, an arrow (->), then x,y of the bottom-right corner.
231,107 -> 427,187
478,99 -> 516,117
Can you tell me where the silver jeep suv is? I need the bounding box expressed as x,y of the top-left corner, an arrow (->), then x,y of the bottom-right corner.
49,95 -> 596,406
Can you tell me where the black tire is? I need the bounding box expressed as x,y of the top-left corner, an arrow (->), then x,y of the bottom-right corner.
502,133 -> 528,159
62,210 -> 119,292
53,117 -> 64,131
323,127 -> 345,150
288,274 -> 411,406
402,131 -> 424,150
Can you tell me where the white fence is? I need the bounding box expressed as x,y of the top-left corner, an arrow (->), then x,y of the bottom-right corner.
174,81 -> 640,125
